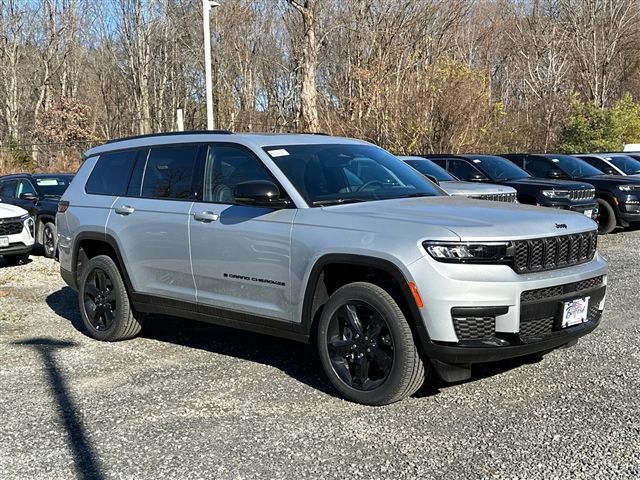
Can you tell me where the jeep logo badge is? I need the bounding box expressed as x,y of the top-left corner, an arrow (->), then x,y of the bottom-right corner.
555,223 -> 567,229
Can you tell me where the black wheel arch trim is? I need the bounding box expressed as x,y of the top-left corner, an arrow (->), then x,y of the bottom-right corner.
300,253 -> 432,349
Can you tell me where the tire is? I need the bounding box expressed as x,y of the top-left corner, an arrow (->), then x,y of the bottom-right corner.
42,222 -> 58,258
78,255 -> 144,341
317,282 -> 425,405
596,198 -> 616,235
2,253 -> 29,266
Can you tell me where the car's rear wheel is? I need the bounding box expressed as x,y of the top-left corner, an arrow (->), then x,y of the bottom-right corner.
596,198 -> 616,234
78,255 -> 144,341
42,222 -> 57,258
317,282 -> 425,405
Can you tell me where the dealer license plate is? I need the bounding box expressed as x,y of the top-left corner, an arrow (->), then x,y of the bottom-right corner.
0,237 -> 8,248
583,209 -> 593,218
562,297 -> 590,328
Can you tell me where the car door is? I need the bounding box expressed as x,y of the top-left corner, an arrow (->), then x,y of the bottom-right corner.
105,144 -> 201,304
189,143 -> 295,322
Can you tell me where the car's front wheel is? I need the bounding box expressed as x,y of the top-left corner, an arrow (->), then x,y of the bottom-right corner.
317,282 -> 425,405
596,198 -> 616,234
78,255 -> 144,341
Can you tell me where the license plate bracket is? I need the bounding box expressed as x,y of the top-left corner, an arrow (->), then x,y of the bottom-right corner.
0,237 -> 8,248
560,297 -> 590,328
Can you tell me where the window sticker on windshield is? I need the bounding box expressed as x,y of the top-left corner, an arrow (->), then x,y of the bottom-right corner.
36,179 -> 60,186
472,159 -> 481,163
267,149 -> 289,157
551,158 -> 560,162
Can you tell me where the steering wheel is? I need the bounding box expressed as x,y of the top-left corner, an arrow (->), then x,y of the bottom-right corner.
356,180 -> 384,192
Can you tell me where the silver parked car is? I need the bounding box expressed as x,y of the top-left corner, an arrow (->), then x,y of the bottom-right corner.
57,132 -> 608,405
399,155 -> 518,202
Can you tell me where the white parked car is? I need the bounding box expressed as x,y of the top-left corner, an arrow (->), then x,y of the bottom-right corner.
0,202 -> 35,266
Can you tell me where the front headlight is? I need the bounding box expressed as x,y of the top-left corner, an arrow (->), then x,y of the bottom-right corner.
21,214 -> 35,237
424,241 -> 513,263
541,189 -> 571,199
618,185 -> 640,192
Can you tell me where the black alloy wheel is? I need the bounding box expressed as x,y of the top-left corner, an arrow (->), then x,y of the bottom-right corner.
327,302 -> 394,391
83,267 -> 117,332
317,282 -> 425,405
596,199 -> 616,234
42,222 -> 57,258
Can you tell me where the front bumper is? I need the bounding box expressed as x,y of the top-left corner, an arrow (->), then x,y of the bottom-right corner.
0,243 -> 33,256
548,201 -> 599,219
407,252 -> 608,365
0,221 -> 35,257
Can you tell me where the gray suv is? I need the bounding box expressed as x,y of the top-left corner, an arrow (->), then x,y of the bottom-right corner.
57,132 -> 608,405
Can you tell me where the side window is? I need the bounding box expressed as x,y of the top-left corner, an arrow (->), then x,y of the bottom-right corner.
509,157 -> 525,168
203,145 -> 274,204
524,158 -> 552,178
86,150 -> 138,195
0,180 -> 17,198
448,160 -> 480,181
581,157 -> 608,172
141,145 -> 199,200
16,179 -> 37,198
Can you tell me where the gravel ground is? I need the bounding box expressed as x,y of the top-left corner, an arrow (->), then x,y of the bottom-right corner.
1,233 -> 639,480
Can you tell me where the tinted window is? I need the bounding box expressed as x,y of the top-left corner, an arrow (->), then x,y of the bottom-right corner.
580,157 -> 610,173
524,157 -> 553,178
543,155 -> 602,178
404,159 -> 456,182
0,180 -> 17,198
141,145 -> 199,199
16,179 -> 37,198
86,150 -> 137,195
465,155 -> 530,181
448,160 -> 482,181
265,144 -> 444,206
203,145 -> 274,203
608,155 -> 640,175
34,175 -> 72,198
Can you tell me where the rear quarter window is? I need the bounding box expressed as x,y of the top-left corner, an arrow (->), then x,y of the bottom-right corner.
85,150 -> 138,196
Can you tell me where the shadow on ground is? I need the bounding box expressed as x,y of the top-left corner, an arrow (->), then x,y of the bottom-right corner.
47,286 -> 541,401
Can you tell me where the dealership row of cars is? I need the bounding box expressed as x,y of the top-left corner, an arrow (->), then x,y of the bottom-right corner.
401,152 -> 640,234
0,134 -> 634,404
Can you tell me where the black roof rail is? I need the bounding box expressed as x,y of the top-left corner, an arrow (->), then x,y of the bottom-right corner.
105,130 -> 233,144
287,131 -> 332,136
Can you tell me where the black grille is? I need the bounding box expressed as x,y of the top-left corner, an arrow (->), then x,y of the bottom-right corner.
0,220 -> 22,236
520,306 -> 601,340
521,275 -> 604,303
512,231 -> 597,273
452,316 -> 495,340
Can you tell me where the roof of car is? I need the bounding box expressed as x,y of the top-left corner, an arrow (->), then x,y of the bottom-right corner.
85,131 -> 370,157
0,173 -> 73,180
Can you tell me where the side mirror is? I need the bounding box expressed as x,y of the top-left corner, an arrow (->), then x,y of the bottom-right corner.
19,192 -> 38,202
466,171 -> 488,182
234,180 -> 289,207
547,169 -> 565,179
425,174 -> 440,186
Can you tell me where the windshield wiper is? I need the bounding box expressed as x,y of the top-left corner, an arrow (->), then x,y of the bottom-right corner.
397,192 -> 434,199
312,198 -> 368,206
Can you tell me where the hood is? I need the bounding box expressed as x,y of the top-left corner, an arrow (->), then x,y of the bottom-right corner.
440,181 -> 516,197
581,174 -> 640,185
0,201 -> 28,219
321,196 -> 596,241
505,177 -> 594,190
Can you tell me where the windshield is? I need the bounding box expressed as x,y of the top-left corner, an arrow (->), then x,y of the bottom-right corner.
544,155 -> 603,178
466,155 -> 530,181
34,175 -> 73,198
403,159 -> 456,182
265,144 -> 445,206
608,155 -> 640,175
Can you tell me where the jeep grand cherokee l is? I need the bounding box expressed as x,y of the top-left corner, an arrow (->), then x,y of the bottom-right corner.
57,132 -> 608,405
503,153 -> 640,234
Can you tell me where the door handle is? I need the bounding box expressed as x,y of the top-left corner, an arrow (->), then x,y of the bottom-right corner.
193,211 -> 219,222
115,205 -> 135,215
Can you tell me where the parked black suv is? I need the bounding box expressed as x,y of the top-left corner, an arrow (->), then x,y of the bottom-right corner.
422,154 -> 598,218
502,154 -> 640,234
0,173 -> 74,257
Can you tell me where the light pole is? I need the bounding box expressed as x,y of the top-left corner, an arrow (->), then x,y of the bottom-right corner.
203,0 -> 220,130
